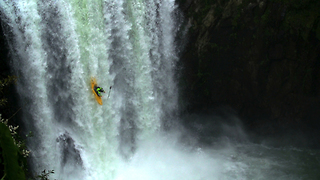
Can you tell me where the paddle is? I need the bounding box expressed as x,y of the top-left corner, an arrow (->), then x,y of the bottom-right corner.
107,86 -> 112,98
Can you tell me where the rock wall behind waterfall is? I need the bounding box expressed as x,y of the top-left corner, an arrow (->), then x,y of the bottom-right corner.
177,0 -> 320,148
0,17 -> 21,122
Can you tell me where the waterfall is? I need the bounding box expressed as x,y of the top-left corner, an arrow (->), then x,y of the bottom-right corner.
0,0 -> 179,179
2,1 -> 320,180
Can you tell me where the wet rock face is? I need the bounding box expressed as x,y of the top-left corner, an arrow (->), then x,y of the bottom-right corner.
268,44 -> 283,60
57,132 -> 83,173
0,19 -> 20,120
177,0 -> 320,147
0,20 -> 10,78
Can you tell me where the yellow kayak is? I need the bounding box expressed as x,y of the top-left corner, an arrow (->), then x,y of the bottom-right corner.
91,77 -> 103,105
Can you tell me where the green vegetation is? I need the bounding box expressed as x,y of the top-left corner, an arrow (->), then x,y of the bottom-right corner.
0,75 -> 55,180
0,113 -> 53,180
0,76 -> 16,107
0,121 -> 26,180
0,76 -> 29,180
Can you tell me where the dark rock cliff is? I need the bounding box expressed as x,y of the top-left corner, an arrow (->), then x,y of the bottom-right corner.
177,0 -> 320,147
0,18 -> 19,119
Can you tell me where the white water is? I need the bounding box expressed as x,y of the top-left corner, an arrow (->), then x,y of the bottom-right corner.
1,0 -> 178,179
1,0 -> 320,180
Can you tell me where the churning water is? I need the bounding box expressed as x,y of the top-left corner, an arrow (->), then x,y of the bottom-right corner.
1,0 -> 320,180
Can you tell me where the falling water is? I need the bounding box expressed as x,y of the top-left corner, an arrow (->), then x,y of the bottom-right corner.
0,0 -> 179,179
1,0 -> 320,180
